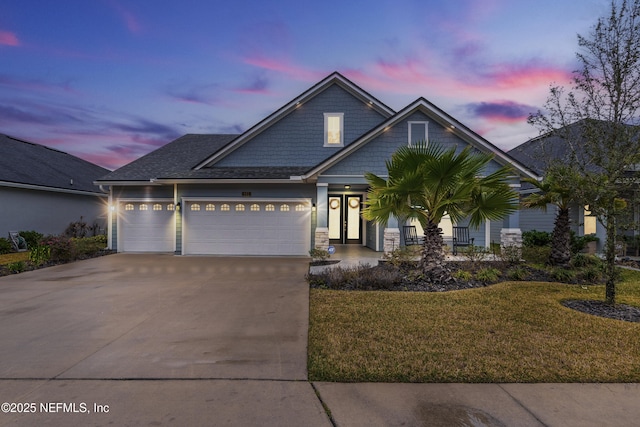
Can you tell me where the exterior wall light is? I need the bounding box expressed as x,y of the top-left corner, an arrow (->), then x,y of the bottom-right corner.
176,202 -> 181,211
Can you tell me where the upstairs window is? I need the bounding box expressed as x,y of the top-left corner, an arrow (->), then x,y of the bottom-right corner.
408,121 -> 428,146
324,113 -> 344,147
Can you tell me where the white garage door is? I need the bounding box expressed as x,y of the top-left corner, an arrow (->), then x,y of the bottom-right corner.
118,201 -> 175,252
183,200 -> 311,255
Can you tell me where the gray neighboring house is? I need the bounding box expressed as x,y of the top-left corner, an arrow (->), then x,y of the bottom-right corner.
96,72 -> 538,255
0,134 -> 109,237
508,125 -> 607,252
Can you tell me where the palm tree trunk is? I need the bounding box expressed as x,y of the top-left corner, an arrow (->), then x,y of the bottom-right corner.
549,207 -> 571,266
420,220 -> 453,285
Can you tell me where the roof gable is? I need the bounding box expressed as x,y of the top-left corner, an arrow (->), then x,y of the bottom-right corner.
0,134 -> 109,193
194,72 -> 395,169
302,98 -> 539,181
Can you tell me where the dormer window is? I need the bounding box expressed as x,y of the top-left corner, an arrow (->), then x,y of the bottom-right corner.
324,113 -> 344,147
408,121 -> 428,146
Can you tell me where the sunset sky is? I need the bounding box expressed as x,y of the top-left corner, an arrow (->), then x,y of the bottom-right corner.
1,0 -> 608,170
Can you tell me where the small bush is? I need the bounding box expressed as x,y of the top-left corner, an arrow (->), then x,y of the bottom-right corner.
499,245 -> 522,265
580,266 -> 604,284
570,232 -> 599,255
452,270 -> 473,281
7,261 -> 26,273
29,245 -> 51,266
475,267 -> 500,283
458,245 -> 489,262
41,235 -> 74,262
309,247 -> 330,263
0,238 -> 12,255
72,235 -> 107,257
522,230 -> 552,247
550,268 -> 576,283
521,246 -> 551,265
384,246 -> 419,267
506,267 -> 528,281
571,253 -> 602,268
18,230 -> 43,249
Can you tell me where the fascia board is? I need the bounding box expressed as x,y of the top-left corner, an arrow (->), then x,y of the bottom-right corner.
1,180 -> 108,197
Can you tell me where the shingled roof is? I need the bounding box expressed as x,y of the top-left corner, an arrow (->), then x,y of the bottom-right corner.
97,134 -> 238,182
0,134 -> 109,194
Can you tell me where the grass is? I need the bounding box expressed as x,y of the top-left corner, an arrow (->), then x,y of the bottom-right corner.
308,269 -> 640,383
0,252 -> 30,265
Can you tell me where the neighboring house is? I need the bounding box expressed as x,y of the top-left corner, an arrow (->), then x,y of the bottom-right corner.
96,72 -> 537,256
508,123 -> 608,251
0,134 -> 109,237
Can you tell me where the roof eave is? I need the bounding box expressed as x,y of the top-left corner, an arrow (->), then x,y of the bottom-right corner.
2,180 -> 108,197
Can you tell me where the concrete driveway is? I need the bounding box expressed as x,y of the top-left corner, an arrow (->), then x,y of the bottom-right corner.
0,254 -> 331,426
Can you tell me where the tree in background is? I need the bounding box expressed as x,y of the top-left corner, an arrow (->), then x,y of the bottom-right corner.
363,142 -> 517,285
529,0 -> 640,304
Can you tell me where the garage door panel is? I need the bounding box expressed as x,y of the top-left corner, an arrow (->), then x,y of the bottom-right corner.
184,200 -> 310,255
118,202 -> 175,252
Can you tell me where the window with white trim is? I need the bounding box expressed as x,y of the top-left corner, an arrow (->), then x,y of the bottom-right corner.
408,121 -> 428,146
324,113 -> 344,146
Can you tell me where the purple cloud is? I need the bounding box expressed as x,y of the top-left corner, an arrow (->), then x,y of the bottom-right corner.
465,100 -> 537,123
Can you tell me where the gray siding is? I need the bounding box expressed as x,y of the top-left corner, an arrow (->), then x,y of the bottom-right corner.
215,84 -> 387,168
519,205 -> 557,233
0,186 -> 107,236
323,112 -> 504,177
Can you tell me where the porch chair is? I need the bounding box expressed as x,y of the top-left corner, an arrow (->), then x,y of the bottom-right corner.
452,226 -> 474,255
402,226 -> 424,246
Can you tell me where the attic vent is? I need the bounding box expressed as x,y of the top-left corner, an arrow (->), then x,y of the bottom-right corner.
242,191 -> 252,197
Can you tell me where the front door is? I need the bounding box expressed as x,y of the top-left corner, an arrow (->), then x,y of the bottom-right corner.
328,194 -> 362,244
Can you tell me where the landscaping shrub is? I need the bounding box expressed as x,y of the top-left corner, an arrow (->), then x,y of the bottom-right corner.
17,230 -> 43,249
384,246 -> 419,267
309,247 -> 330,263
41,235 -> 74,262
522,230 -> 552,247
0,238 -> 12,255
458,245 -> 489,262
499,244 -> 522,265
580,266 -> 604,284
475,267 -> 500,283
571,253 -> 602,268
570,232 -> 599,254
452,270 -> 473,281
29,245 -> 51,266
550,267 -> 576,283
506,267 -> 528,281
7,261 -> 26,273
72,235 -> 107,257
521,246 -> 551,265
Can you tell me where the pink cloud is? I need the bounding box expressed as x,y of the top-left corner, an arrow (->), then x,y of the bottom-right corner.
489,63 -> 573,89
0,30 -> 19,46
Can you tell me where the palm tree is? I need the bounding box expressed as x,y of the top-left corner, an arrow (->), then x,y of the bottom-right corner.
521,166 -> 579,266
362,142 -> 518,284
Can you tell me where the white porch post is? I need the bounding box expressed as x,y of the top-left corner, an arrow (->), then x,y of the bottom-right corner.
314,183 -> 329,250
501,207 -> 522,250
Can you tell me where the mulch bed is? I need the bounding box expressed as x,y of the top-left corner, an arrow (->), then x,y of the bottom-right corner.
309,260 -> 640,323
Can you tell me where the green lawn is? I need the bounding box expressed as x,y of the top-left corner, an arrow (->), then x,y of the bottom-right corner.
308,269 -> 640,383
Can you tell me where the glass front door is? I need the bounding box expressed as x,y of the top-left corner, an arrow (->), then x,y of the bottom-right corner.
328,194 -> 362,244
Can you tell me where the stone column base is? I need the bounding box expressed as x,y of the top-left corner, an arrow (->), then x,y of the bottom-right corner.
314,227 -> 329,251
384,228 -> 401,254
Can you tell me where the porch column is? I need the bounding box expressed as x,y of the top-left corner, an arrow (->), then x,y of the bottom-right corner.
501,208 -> 522,249
314,183 -> 329,250
384,216 -> 401,254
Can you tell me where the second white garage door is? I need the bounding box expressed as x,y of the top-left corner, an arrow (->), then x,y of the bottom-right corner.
182,200 -> 311,256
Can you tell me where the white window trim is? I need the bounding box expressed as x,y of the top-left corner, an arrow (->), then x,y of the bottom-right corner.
324,113 -> 344,147
408,121 -> 429,146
